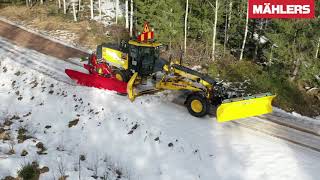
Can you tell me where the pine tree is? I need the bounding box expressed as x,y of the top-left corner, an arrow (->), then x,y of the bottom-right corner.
133,0 -> 183,46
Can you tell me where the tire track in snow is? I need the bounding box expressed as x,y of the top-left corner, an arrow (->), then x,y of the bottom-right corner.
0,38 -> 77,85
232,117 -> 320,153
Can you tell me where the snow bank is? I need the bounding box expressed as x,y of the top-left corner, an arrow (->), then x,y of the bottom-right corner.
264,108 -> 320,135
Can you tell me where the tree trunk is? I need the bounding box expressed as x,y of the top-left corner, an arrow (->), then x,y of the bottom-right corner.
78,0 -> 81,11
184,0 -> 189,54
239,4 -> 249,61
268,45 -> 274,66
125,0 -> 129,29
227,1 -> 232,32
169,8 -> 173,51
223,1 -> 228,56
40,0 -> 43,5
316,37 -> 320,59
212,0 -> 218,61
72,3 -> 77,21
290,58 -> 301,81
57,0 -> 61,9
115,0 -> 119,24
26,0 -> 29,7
223,5 -> 227,56
224,1 -> 232,56
130,0 -> 133,37
90,0 -> 94,19
99,0 -> 102,20
63,0 -> 66,14
253,21 -> 263,61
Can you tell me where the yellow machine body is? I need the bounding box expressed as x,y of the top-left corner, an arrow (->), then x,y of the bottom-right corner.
128,40 -> 161,48
217,95 -> 276,122
102,47 -> 128,69
100,22 -> 275,122
126,59 -> 276,122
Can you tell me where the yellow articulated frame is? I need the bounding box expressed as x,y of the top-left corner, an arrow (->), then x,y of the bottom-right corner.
127,72 -> 138,101
156,79 -> 202,92
163,65 -> 199,81
163,64 -> 212,89
128,73 -> 206,102
216,95 -> 276,122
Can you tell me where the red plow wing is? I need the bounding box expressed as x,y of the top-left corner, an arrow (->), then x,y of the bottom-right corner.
65,69 -> 127,94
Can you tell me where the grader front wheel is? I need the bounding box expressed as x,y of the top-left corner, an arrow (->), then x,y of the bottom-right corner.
115,70 -> 130,82
186,93 -> 209,117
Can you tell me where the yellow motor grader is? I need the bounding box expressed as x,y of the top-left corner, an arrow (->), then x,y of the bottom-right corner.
92,23 -> 275,122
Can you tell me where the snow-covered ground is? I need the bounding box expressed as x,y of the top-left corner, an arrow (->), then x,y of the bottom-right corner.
1,36 -> 320,180
92,0 -> 125,27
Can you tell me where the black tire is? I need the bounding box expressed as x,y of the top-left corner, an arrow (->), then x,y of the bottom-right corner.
114,70 -> 130,82
124,70 -> 132,80
186,93 -> 209,117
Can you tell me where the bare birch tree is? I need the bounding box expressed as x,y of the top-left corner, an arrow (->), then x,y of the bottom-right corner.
184,0 -> 189,54
227,1 -> 232,39
316,37 -> 320,58
90,0 -> 94,19
130,0 -> 133,37
63,0 -> 67,14
269,44 -> 274,65
72,1 -> 77,21
125,0 -> 129,29
115,0 -> 119,24
239,3 -> 249,61
290,57 -> 301,81
212,0 -> 218,61
223,0 -> 232,56
223,3 -> 228,56
57,0 -> 61,9
78,0 -> 81,11
99,0 -> 102,20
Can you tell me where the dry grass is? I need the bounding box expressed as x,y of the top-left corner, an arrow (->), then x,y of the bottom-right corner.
0,3 -> 128,49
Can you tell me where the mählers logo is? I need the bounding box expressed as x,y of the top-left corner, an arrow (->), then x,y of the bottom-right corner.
248,0 -> 315,18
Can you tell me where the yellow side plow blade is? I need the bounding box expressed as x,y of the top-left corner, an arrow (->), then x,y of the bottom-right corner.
216,94 -> 276,122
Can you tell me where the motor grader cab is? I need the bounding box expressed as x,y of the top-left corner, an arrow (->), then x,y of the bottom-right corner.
91,23 -> 275,122
95,41 -> 163,81
126,40 -> 162,77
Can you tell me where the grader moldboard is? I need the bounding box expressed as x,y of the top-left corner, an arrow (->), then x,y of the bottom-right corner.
65,23 -> 275,122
